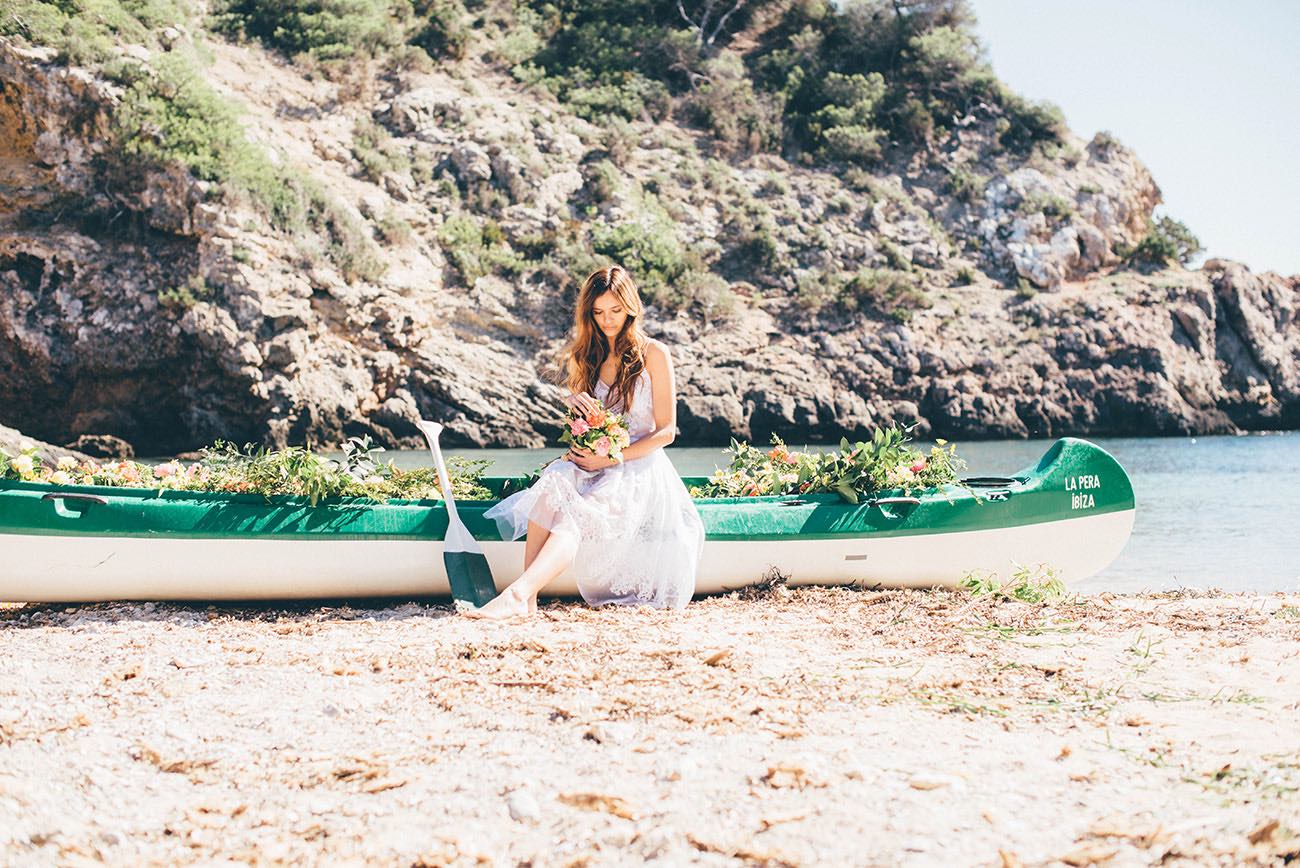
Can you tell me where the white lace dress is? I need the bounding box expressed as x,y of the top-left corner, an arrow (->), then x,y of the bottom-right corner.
483,370 -> 704,609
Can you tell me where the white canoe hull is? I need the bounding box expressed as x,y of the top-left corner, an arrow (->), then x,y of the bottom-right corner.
1,509 -> 1134,602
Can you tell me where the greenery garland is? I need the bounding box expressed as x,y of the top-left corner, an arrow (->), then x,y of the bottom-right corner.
689,426 -> 966,503
0,437 -> 491,505
4,425 -> 966,506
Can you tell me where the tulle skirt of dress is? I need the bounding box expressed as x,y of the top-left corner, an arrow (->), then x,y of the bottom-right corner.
482,451 -> 704,609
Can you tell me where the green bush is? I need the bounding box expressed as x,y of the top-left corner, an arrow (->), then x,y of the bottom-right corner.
720,203 -> 780,276
827,192 -> 854,214
492,4 -> 544,66
352,116 -> 410,182
377,213 -> 414,246
997,91 -> 1067,152
1122,215 -> 1203,267
685,53 -> 784,155
820,124 -> 884,163
687,271 -> 736,322
843,268 -> 931,321
114,52 -> 308,229
1017,190 -> 1074,220
795,268 -> 842,313
758,173 -> 790,197
115,52 -> 251,182
946,167 -> 987,203
563,71 -> 672,123
1090,130 -> 1122,158
410,0 -> 470,60
591,217 -> 689,296
158,275 -> 215,310
583,159 -> 621,204
807,71 -> 887,162
306,186 -> 387,283
896,97 -> 934,146
1,0 -> 190,63
438,213 -> 524,283
907,24 -> 981,88
879,240 -> 912,272
214,0 -> 410,61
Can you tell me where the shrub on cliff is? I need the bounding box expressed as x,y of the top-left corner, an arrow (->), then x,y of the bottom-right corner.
351,116 -> 411,183
718,202 -> 781,278
591,215 -> 691,298
844,268 -> 931,322
995,90 -> 1068,152
1,0 -> 189,64
439,213 -> 526,284
683,52 -> 784,156
213,0 -> 411,61
797,266 -> 931,322
805,71 -> 887,162
518,0 -> 696,122
114,52 -> 310,229
1121,216 -> 1204,267
410,0 -> 471,60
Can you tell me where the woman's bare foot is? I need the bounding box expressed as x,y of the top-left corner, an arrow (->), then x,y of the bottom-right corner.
462,586 -> 534,620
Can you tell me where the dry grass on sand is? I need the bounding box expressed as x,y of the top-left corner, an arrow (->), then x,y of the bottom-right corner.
2,588 -> 1299,866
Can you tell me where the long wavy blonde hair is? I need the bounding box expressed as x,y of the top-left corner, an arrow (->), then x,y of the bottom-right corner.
565,265 -> 648,412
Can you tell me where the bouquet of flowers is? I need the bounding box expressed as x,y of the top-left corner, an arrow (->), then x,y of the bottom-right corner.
559,399 -> 632,463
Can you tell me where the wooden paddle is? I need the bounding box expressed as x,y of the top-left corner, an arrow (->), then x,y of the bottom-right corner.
416,420 -> 498,608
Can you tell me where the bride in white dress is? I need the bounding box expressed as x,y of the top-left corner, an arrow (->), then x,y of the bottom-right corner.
474,265 -> 705,619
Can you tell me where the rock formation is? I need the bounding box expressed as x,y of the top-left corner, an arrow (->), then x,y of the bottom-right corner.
0,19 -> 1296,453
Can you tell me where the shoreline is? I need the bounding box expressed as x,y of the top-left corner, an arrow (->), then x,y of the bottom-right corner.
2,588 -> 1298,865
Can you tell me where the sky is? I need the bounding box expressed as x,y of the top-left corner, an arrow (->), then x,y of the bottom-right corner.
971,0 -> 1300,276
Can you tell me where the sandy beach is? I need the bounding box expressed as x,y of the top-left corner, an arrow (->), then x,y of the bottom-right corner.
2,588 -> 1298,866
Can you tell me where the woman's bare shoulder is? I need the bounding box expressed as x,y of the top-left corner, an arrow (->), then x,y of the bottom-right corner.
643,338 -> 672,364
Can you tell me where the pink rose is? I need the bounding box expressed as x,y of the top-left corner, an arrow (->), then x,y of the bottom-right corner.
155,462 -> 177,478
569,418 -> 590,436
910,459 -> 927,473
593,436 -> 611,458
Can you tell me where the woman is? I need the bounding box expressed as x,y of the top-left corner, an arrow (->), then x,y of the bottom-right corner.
475,265 -> 704,619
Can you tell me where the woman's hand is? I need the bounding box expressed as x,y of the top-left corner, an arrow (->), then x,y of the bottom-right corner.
565,391 -> 600,417
566,446 -> 618,472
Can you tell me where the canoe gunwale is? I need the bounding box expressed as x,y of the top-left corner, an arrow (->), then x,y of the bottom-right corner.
0,437 -> 1137,542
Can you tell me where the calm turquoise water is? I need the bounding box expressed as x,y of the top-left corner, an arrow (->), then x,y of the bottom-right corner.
399,432 -> 1300,594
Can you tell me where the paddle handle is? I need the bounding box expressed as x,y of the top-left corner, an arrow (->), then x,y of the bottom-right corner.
416,421 -> 466,534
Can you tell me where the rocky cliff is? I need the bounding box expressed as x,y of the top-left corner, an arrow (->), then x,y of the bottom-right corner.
0,3 -> 1296,454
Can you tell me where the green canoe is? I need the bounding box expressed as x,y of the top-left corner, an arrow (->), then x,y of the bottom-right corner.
0,437 -> 1134,601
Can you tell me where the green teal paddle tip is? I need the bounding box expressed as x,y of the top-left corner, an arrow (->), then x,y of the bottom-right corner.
444,550 -> 498,608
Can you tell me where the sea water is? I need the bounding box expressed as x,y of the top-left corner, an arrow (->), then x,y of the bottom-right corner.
402,432 -> 1300,594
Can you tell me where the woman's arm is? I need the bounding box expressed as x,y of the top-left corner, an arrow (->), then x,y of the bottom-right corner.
566,341 -> 677,471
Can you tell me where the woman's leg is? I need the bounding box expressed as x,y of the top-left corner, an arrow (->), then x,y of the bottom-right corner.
465,521 -> 578,619
523,522 -> 549,571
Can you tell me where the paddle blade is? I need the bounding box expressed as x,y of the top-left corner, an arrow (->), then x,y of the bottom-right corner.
443,513 -> 497,607
444,549 -> 498,608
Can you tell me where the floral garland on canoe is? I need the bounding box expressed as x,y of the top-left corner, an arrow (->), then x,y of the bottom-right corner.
689,426 -> 966,502
0,438 -> 491,505
3,424 -> 965,505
